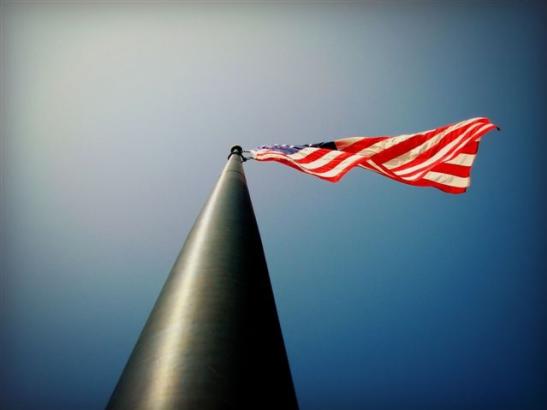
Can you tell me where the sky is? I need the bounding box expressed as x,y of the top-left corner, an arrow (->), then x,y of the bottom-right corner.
1,1 -> 546,409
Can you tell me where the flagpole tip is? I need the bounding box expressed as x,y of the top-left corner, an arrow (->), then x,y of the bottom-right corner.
230,145 -> 243,155
228,145 -> 246,161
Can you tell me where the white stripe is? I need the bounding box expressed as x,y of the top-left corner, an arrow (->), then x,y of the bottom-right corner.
395,123 -> 489,180
287,147 -> 321,161
423,171 -> 470,188
303,150 -> 348,170
352,133 -> 416,158
445,153 -> 476,167
314,154 -> 363,178
382,118 -> 483,170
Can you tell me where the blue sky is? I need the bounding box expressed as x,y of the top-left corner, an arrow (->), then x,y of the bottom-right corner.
1,2 -> 546,409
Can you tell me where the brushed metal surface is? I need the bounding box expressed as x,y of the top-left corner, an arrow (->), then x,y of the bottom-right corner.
107,154 -> 299,409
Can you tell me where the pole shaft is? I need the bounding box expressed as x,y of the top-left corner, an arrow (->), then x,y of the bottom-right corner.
107,154 -> 298,410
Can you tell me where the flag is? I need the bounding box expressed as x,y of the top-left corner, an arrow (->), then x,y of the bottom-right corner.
249,117 -> 498,194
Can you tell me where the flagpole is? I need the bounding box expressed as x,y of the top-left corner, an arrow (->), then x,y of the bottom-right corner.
107,147 -> 299,409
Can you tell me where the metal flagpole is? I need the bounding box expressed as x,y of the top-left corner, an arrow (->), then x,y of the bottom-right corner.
107,146 -> 299,409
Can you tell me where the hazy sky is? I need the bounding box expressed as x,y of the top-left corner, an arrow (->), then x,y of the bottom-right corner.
1,2 -> 546,409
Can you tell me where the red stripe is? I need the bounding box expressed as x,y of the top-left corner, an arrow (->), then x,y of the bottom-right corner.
302,151 -> 355,174
460,141 -> 480,155
293,148 -> 331,164
335,137 -> 388,154
411,178 -> 467,194
430,163 -> 471,178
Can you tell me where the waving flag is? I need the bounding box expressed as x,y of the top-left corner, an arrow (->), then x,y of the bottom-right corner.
249,117 -> 498,194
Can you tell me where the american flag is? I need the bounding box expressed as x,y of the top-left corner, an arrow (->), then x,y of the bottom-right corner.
249,117 -> 498,194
